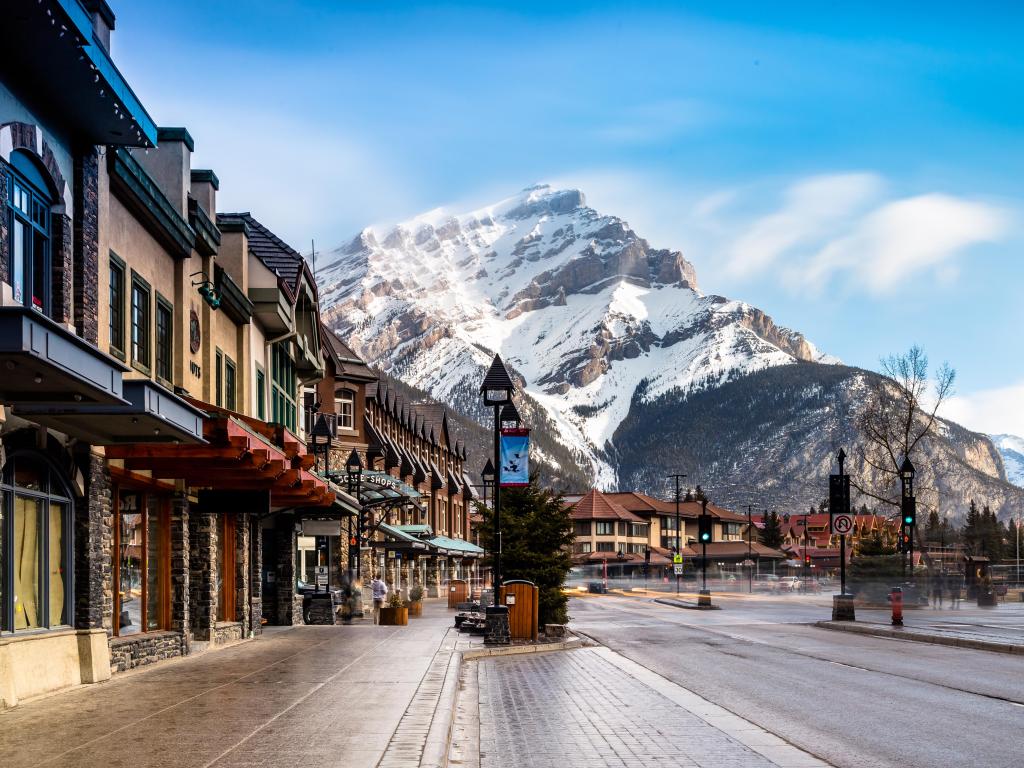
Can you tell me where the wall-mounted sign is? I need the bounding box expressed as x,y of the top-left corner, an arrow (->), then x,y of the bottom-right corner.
189,308 -> 201,354
499,428 -> 530,487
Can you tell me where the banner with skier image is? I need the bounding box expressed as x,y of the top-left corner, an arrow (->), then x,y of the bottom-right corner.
499,428 -> 530,487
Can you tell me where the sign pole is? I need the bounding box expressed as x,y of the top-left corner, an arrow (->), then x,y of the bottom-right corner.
831,449 -> 855,621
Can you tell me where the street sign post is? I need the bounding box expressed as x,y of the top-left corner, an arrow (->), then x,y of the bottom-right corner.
672,553 -> 683,564
673,564 -> 683,576
830,449 -> 856,621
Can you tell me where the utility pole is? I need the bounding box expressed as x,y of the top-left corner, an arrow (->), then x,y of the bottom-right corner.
747,505 -> 753,594
667,473 -> 687,595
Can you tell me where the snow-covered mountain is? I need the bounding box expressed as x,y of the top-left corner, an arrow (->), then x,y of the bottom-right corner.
317,183 -> 1023,519
991,434 -> 1024,487
319,184 -> 834,486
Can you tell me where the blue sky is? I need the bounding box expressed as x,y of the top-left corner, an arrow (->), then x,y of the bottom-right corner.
114,1 -> 1024,434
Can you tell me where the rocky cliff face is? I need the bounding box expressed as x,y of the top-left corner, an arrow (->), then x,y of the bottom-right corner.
317,184 -> 1021,519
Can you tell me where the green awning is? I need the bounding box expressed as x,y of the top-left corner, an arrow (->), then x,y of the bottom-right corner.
428,536 -> 485,558
378,523 -> 430,551
396,524 -> 433,537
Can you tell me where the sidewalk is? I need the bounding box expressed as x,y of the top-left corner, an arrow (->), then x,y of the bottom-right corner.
820,601 -> 1024,654
0,600 -> 471,768
451,645 -> 832,768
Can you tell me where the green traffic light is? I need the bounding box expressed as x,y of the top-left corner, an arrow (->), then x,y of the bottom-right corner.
904,515 -> 913,525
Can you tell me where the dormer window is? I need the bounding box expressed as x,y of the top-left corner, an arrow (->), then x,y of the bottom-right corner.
335,390 -> 354,431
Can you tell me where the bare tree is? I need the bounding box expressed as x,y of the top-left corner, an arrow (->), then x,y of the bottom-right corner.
853,346 -> 955,510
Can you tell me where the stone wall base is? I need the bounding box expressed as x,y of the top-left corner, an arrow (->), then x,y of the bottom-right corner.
0,629 -> 111,709
212,622 -> 244,646
109,631 -> 186,674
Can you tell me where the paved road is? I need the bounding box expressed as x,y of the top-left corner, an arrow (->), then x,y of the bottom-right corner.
569,593 -> 1024,768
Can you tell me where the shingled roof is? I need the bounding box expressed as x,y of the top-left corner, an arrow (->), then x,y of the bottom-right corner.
217,212 -> 308,300
322,325 -> 376,382
570,489 -> 645,523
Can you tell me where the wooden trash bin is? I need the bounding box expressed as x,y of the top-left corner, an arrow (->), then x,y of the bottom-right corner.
500,580 -> 539,641
448,579 -> 469,608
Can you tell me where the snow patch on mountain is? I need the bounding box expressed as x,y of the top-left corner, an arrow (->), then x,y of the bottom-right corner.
991,434 -> 1024,487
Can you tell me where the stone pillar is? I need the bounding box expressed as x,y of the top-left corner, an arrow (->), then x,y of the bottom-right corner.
75,451 -> 113,634
73,148 -> 99,343
169,492 -> 190,652
189,511 -> 217,640
234,513 -> 249,630
275,515 -> 300,625
52,213 -> 73,325
400,558 -> 412,601
249,517 -> 263,636
0,158 -> 9,285
426,558 -> 441,598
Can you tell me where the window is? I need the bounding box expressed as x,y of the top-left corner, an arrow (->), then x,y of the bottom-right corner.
271,343 -> 297,431
155,297 -> 172,383
630,523 -> 647,538
114,492 -> 169,635
109,254 -> 126,357
1,454 -> 73,632
130,273 -> 151,370
217,515 -> 236,622
595,521 -> 614,536
628,543 -> 647,555
661,516 -> 678,531
574,521 -> 591,536
335,390 -> 355,431
578,542 -> 592,554
6,161 -> 51,316
255,367 -> 266,420
596,542 -> 616,552
224,357 -> 236,411
215,350 -> 223,407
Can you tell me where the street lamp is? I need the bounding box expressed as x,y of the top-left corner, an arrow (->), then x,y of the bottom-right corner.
499,403 -> 521,429
900,456 -> 916,581
480,354 -> 514,645
309,413 -> 334,475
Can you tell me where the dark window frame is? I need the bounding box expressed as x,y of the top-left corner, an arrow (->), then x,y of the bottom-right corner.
224,356 -> 236,412
255,365 -> 266,421
130,271 -> 152,373
6,165 -> 52,317
155,294 -> 173,385
112,489 -> 171,637
108,251 -> 127,360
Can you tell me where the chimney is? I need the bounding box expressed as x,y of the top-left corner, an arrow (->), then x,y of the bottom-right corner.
83,1 -> 116,53
190,170 -> 219,218
136,127 -> 194,218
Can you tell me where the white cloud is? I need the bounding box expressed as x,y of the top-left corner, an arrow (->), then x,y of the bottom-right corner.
725,172 -> 882,277
944,381 -> 1024,437
794,194 -> 1009,295
593,99 -> 720,144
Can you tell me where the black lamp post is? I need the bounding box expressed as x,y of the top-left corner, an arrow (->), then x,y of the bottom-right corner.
900,456 -> 916,582
481,354 -> 514,645
481,459 -> 495,587
346,449 -> 363,578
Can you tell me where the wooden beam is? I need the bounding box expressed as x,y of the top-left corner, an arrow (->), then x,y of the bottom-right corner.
107,446 -> 247,461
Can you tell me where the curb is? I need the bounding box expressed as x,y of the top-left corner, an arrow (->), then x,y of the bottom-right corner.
814,621 -> 1024,655
419,649 -> 462,768
461,636 -> 585,661
654,598 -> 722,611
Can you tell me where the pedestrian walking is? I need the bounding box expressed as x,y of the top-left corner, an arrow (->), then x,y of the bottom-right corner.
947,571 -> 961,609
931,570 -> 944,609
371,575 -> 388,624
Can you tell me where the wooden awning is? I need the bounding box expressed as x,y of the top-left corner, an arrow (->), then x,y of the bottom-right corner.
106,414 -> 333,508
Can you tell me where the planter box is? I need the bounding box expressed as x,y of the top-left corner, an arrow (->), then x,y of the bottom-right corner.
407,601 -> 423,618
379,607 -> 408,626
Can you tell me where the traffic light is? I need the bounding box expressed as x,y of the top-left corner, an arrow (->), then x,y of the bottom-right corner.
805,555 -> 811,565
901,495 -> 916,527
698,514 -> 712,543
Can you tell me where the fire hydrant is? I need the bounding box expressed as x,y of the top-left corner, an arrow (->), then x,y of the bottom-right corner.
891,586 -> 903,626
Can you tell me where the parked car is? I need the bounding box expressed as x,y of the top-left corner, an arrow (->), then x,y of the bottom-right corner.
777,577 -> 802,592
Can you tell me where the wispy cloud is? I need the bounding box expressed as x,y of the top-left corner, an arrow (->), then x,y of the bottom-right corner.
725,173 -> 882,277
711,174 -> 1011,295
592,99 -> 720,144
944,381 -> 1024,437
792,194 -> 1008,295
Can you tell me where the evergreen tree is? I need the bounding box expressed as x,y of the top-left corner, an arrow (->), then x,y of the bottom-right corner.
923,509 -> 942,545
981,506 -> 1005,562
761,510 -> 784,549
963,500 -> 983,555
476,475 -> 574,625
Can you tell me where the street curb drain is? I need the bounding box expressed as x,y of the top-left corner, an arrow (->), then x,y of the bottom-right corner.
814,620 -> 1024,655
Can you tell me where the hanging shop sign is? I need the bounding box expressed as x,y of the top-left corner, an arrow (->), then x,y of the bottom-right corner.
499,427 -> 530,487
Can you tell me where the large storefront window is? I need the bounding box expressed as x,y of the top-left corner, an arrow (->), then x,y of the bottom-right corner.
1,454 -> 73,632
114,492 -> 169,635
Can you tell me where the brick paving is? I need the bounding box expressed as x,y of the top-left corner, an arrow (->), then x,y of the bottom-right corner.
477,648 -> 782,768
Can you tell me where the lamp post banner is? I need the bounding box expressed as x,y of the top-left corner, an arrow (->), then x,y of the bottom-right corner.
499,428 -> 530,487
